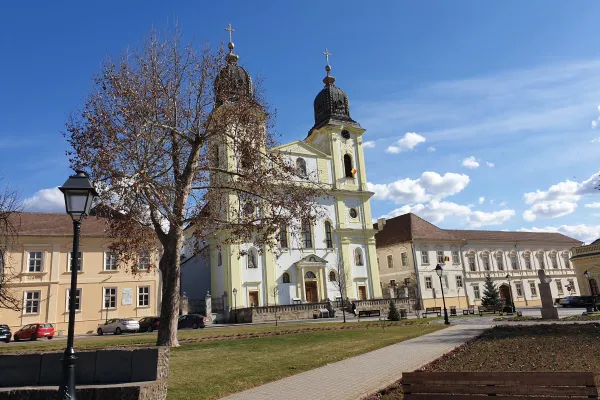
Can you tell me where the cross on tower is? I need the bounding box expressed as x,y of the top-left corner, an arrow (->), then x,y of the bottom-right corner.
225,23 -> 235,43
323,48 -> 331,66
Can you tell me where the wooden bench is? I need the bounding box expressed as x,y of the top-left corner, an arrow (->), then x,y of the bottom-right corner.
423,307 -> 441,317
358,309 -> 380,318
478,306 -> 502,315
402,371 -> 598,399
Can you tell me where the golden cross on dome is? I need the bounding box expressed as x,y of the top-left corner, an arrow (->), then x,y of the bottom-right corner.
225,23 -> 235,43
323,48 -> 331,66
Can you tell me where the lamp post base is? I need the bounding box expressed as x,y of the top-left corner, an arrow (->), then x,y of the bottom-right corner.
58,348 -> 77,399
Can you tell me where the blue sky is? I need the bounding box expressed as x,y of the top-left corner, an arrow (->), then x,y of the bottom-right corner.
1,1 -> 599,242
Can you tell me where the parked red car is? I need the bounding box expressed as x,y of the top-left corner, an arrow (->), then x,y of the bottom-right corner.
13,323 -> 54,341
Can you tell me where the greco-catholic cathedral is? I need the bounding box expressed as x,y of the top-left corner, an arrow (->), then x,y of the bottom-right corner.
182,27 -> 382,309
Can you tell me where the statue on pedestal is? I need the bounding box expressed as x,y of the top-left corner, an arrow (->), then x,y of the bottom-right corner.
538,270 -> 558,320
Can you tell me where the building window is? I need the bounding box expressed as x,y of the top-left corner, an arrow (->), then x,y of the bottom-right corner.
279,225 -> 289,249
138,251 -> 150,270
529,281 -> 538,297
473,284 -> 480,300
562,252 -> 571,269
443,275 -> 449,289
328,271 -> 336,282
324,222 -> 333,248
295,157 -> 307,176
104,252 -> 117,271
66,288 -> 81,311
496,253 -> 504,271
354,248 -> 364,266
550,252 -> 558,269
282,272 -> 291,283
68,251 -> 82,272
247,248 -> 258,269
482,253 -> 490,271
437,250 -> 444,264
425,276 -> 432,289
306,271 -> 317,279
556,280 -> 564,295
387,255 -> 393,268
301,221 -> 313,248
28,251 -> 43,272
217,250 -> 223,266
515,282 -> 523,297
421,251 -> 429,265
468,254 -> 476,271
104,287 -> 117,308
343,154 -> 353,178
349,208 -> 358,219
456,275 -> 463,288
24,291 -> 41,314
568,279 -> 576,293
401,252 -> 408,266
138,286 -> 150,307
510,253 -> 518,270
537,252 -> 545,269
524,253 -> 532,270
452,250 -> 459,264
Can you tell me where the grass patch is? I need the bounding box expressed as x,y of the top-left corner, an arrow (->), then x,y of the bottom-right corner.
562,313 -> 600,321
375,324 -> 600,400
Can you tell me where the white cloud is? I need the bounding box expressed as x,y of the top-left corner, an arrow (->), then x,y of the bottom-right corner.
368,171 -> 470,204
519,225 -> 600,244
592,120 -> 597,128
486,161 -> 495,168
499,201 -> 508,206
585,202 -> 600,209
490,199 -> 495,205
381,200 -> 471,224
427,146 -> 436,152
23,187 -> 65,213
592,137 -> 600,143
363,141 -> 376,148
478,196 -> 485,205
461,156 -> 480,169
468,210 -> 516,228
385,132 -> 426,153
522,201 -> 578,221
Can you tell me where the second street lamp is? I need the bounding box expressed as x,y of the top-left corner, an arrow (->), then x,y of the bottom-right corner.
505,274 -> 516,313
584,270 -> 598,312
232,288 -> 238,323
435,264 -> 450,325
58,170 -> 98,400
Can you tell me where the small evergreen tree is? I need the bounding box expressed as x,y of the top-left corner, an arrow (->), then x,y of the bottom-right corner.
388,300 -> 400,321
481,274 -> 502,307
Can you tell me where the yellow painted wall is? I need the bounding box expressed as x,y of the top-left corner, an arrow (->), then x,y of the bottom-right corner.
422,296 -> 469,309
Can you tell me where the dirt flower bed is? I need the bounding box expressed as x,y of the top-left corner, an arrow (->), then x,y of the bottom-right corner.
493,316 -> 541,322
562,313 -> 600,321
369,323 -> 600,400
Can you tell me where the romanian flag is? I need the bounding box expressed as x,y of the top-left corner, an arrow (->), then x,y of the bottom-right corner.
351,168 -> 357,175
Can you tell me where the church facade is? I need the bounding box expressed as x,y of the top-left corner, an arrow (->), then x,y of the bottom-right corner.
182,38 -> 382,310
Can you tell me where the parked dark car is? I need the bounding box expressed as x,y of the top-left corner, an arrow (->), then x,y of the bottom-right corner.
139,316 -> 160,332
177,314 -> 206,330
14,323 -> 54,341
0,325 -> 11,343
559,295 -> 600,307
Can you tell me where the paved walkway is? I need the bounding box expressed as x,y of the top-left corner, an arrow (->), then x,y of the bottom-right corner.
222,323 -> 491,400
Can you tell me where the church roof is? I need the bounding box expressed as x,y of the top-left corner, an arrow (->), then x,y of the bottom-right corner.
7,212 -> 110,237
271,140 -> 331,158
214,31 -> 253,106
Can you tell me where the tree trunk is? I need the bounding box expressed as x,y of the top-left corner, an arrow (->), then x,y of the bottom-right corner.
156,233 -> 182,347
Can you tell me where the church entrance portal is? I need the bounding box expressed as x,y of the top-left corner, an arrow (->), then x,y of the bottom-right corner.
305,281 -> 318,303
499,284 -> 511,306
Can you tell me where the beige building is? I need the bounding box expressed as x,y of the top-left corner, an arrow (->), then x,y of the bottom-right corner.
375,213 -> 582,309
571,239 -> 600,296
0,213 -> 161,335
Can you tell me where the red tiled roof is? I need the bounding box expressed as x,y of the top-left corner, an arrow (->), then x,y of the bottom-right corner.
375,213 -> 581,247
8,213 -> 110,237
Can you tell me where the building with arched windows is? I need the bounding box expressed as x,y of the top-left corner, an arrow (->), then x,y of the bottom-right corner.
570,238 -> 600,296
181,35 -> 381,315
375,213 -> 583,309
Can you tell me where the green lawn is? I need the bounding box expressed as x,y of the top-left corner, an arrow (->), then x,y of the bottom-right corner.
0,321 -> 443,399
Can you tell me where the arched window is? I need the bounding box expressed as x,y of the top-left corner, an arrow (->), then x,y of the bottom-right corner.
324,221 -> 333,248
301,220 -> 313,248
536,251 -> 545,269
523,251 -> 532,270
329,270 -> 336,282
217,250 -> 222,266
354,248 -> 364,266
562,252 -> 571,268
510,251 -> 518,270
495,252 -> 504,271
482,252 -> 490,271
279,225 -> 288,248
467,251 -> 476,271
247,248 -> 258,269
282,272 -> 290,284
550,251 -> 558,269
305,271 -> 316,279
343,154 -> 353,178
295,157 -> 307,177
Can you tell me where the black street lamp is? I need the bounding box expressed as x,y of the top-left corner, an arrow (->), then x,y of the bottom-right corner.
58,170 -> 98,400
232,288 -> 238,323
584,270 -> 598,312
435,264 -> 450,325
505,274 -> 516,313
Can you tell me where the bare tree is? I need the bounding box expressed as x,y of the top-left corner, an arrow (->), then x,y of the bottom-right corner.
330,256 -> 351,323
0,174 -> 22,311
65,28 -> 325,347
269,284 -> 280,326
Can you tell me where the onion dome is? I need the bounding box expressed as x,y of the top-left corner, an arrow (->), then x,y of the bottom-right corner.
214,25 -> 253,106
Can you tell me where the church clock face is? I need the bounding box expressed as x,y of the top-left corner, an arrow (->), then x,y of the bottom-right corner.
341,130 -> 350,139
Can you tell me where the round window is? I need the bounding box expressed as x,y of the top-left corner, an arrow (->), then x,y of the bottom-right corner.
349,208 -> 358,219
341,130 -> 351,139
244,203 -> 255,215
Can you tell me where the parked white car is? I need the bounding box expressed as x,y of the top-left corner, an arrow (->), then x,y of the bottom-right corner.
97,318 -> 140,335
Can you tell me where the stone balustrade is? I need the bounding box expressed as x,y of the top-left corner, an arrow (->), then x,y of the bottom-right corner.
573,244 -> 600,256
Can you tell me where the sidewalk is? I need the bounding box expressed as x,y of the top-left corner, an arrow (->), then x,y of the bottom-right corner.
221,323 -> 491,400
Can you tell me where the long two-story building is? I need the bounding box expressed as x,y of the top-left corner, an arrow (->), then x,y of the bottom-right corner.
375,213 -> 582,309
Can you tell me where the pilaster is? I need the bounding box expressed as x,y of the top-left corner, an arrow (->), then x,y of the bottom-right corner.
366,237 -> 382,298
340,237 -> 354,299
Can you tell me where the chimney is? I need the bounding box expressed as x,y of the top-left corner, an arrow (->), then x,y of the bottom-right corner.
377,217 -> 386,231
